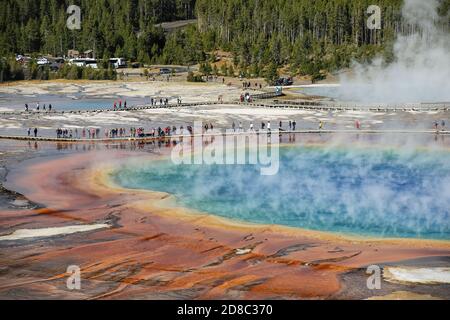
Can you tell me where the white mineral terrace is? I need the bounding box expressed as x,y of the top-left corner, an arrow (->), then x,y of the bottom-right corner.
0,224 -> 111,241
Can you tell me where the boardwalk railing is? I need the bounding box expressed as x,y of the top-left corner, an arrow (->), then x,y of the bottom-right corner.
1,100 -> 449,116
241,101 -> 450,112
0,101 -> 226,116
1,129 -> 449,143
251,91 -> 284,100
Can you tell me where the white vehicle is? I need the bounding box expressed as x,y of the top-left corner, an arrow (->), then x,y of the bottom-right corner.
84,60 -> 98,69
109,58 -> 126,69
69,59 -> 88,67
69,58 -> 98,68
37,58 -> 49,65
67,58 -> 124,69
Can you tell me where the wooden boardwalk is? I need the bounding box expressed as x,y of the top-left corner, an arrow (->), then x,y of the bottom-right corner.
0,101 -> 224,116
242,101 -> 450,112
1,129 -> 449,143
1,100 -> 448,116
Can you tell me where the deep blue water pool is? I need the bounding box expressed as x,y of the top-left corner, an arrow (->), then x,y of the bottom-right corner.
112,145 -> 450,240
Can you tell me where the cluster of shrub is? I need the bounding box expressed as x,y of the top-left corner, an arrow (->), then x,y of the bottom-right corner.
187,62 -> 236,83
0,58 -> 25,81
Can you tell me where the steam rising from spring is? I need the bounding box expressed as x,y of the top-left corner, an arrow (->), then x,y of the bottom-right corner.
339,0 -> 450,104
113,143 -> 450,240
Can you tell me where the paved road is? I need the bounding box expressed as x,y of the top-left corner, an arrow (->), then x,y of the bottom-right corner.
156,19 -> 197,32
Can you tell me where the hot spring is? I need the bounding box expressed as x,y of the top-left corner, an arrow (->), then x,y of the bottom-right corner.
112,144 -> 450,240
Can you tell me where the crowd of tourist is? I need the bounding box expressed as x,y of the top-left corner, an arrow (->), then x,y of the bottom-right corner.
25,103 -> 53,112
51,125 -> 196,139
111,99 -> 177,109
242,82 -> 263,90
230,120 -> 297,132
24,119 -> 450,140
46,120 -> 302,140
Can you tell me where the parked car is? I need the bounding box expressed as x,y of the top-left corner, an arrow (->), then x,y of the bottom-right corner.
274,77 -> 294,86
109,58 -> 127,69
84,60 -> 99,69
160,68 -> 171,75
37,57 -> 50,65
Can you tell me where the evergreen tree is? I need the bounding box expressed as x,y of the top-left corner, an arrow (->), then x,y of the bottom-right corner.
2,0 -> 446,81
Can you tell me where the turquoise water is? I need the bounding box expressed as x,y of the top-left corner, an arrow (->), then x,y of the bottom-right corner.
113,146 -> 450,240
